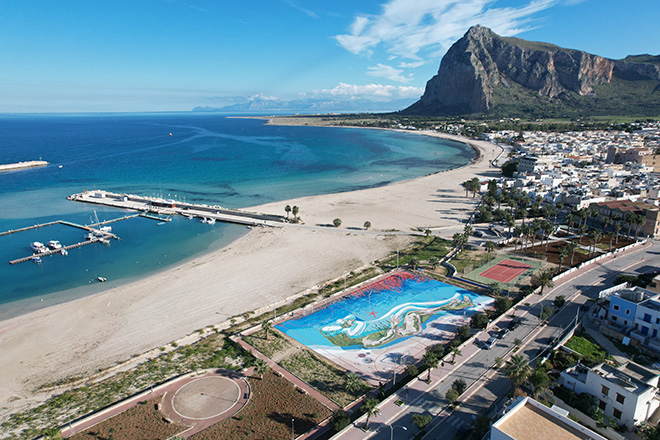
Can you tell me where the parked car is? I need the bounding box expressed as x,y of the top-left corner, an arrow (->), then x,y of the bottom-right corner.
473,229 -> 484,237
482,336 -> 497,349
508,318 -> 522,330
497,328 -> 510,339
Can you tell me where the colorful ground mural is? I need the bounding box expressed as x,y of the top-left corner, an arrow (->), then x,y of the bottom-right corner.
276,272 -> 493,382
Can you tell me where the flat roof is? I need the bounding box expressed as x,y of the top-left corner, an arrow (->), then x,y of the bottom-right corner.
494,398 -> 606,440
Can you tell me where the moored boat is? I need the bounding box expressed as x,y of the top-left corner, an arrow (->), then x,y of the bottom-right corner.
31,241 -> 46,252
47,240 -> 63,250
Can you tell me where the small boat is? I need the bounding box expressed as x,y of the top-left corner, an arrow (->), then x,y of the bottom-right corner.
32,256 -> 42,264
31,241 -> 46,252
60,249 -> 68,256
99,225 -> 112,233
97,276 -> 107,282
47,240 -> 63,250
184,214 -> 193,220
99,238 -> 110,245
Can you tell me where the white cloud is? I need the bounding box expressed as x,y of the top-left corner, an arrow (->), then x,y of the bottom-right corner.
315,82 -> 423,99
398,61 -> 426,68
367,63 -> 413,83
334,0 -> 556,60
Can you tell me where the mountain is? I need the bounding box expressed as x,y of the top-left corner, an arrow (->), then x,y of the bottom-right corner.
403,25 -> 660,118
193,96 -> 417,114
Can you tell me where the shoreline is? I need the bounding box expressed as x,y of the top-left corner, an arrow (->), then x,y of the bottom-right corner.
0,122 -> 501,421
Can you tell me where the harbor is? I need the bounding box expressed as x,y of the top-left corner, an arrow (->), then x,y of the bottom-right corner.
4,212 -> 173,265
68,190 -> 286,226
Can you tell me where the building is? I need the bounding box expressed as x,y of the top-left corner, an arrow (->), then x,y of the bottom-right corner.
589,199 -> 660,238
606,287 -> 660,351
491,396 -> 607,440
559,361 -> 660,429
606,146 -> 660,173
517,155 -> 556,174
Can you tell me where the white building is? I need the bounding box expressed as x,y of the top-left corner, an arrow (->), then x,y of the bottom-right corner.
491,396 -> 607,440
517,155 -> 556,174
559,361 -> 660,429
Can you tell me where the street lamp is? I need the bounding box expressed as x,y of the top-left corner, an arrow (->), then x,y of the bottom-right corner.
291,418 -> 295,440
389,424 -> 407,440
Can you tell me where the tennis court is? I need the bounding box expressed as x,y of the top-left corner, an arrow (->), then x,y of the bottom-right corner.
479,259 -> 532,283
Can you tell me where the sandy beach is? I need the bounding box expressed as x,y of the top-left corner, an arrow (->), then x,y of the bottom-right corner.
0,125 -> 502,420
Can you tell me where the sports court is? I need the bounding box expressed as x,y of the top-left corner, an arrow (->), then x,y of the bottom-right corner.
479,259 -> 532,283
275,272 -> 493,383
463,254 -> 542,288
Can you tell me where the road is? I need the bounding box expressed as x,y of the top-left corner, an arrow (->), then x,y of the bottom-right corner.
353,239 -> 658,440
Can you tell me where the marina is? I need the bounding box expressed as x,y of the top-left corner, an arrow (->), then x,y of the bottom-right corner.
4,212 -> 174,265
68,190 -> 286,226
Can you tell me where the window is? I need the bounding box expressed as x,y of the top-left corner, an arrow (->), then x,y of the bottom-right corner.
625,309 -> 630,315
644,313 -> 652,323
616,393 -> 625,404
612,316 -> 617,322
599,400 -> 607,410
601,385 -> 610,396
613,305 -> 620,311
613,408 -> 622,419
642,326 -> 649,336
624,320 -> 628,326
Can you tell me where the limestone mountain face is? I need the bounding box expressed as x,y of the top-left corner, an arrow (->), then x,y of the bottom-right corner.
404,25 -> 660,117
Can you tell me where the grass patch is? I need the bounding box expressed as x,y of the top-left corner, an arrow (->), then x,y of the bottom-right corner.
565,333 -> 609,366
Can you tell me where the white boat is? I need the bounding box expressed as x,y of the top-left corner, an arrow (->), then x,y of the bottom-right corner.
60,249 -> 68,256
97,276 -> 107,282
32,256 -> 42,264
31,241 -> 46,252
47,240 -> 63,250
99,225 -> 112,233
206,218 -> 216,225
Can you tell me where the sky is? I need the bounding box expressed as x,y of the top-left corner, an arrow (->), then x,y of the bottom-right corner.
1,0 -> 659,113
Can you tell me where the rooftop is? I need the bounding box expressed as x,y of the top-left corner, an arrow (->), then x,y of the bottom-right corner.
493,397 -> 607,440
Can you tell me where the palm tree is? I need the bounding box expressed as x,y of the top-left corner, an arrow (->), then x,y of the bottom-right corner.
254,358 -> 268,379
450,347 -> 462,364
292,205 -> 299,219
558,245 -> 570,271
565,241 -> 578,266
345,372 -> 364,394
362,397 -> 381,430
534,270 -> 554,295
578,208 -> 589,229
452,232 -> 467,250
566,213 -> 575,232
634,213 -> 646,239
520,224 -> 531,250
505,355 -> 531,387
606,230 -> 615,252
408,257 -> 419,270
625,212 -> 635,238
588,229 -> 602,258
529,369 -> 552,399
464,224 -> 474,237
423,351 -> 439,381
485,241 -> 496,261
429,256 -> 440,269
542,219 -> 554,251
363,221 -> 371,230
578,224 -> 588,245
285,204 -> 291,218
262,321 -> 272,340
614,222 -> 622,244
333,218 -> 342,227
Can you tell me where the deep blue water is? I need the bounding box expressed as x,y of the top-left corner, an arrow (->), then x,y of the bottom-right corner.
0,113 -> 474,319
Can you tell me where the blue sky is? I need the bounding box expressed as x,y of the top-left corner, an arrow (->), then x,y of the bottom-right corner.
1,0 -> 659,113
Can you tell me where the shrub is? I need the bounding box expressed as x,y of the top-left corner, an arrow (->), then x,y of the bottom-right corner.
412,413 -> 432,430
470,312 -> 489,329
406,364 -> 419,378
554,295 -> 566,308
446,388 -> 460,404
330,410 -> 351,432
451,379 -> 467,395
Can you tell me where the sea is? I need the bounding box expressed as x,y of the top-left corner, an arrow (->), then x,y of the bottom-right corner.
0,112 -> 474,320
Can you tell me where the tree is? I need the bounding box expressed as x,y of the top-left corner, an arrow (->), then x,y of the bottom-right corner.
490,282 -> 503,297
501,159 -> 518,177
634,213 -> 646,239
450,347 -> 462,364
452,232 -> 467,250
408,257 -> 419,270
423,351 -> 439,381
333,218 -> 342,227
262,321 -> 272,340
451,379 -> 467,395
494,297 -> 512,315
406,364 -> 419,378
614,222 -> 622,244
330,410 -> 351,432
363,221 -> 371,230
362,397 -> 381,430
446,387 -> 459,404
485,241 -> 496,261
254,358 -> 268,379
345,372 -> 364,394
565,241 -> 578,266
533,270 -> 555,295
642,426 -> 660,440
505,355 -> 531,387
285,204 -> 291,218
464,224 -> 473,237
429,256 -> 440,269
471,312 -> 489,329
558,245 -> 570,271
456,324 -> 471,342
412,413 -> 433,430
529,369 -> 552,399
292,205 -> 299,219
554,295 -> 566,308
540,305 -> 554,321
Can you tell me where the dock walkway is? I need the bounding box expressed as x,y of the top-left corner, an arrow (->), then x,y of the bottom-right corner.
68,190 -> 286,227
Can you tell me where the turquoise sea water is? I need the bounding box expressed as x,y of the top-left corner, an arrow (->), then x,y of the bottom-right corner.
0,113 -> 474,319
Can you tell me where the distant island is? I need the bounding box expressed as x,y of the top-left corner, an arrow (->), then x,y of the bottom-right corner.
0,160 -> 48,172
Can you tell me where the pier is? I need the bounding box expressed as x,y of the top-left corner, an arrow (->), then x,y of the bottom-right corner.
68,190 -> 286,226
0,160 -> 49,172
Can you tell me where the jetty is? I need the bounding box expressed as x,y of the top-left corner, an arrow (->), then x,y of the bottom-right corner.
0,160 -> 49,172
68,190 -> 286,226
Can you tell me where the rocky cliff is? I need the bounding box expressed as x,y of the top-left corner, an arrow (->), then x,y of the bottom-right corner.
404,25 -> 660,117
